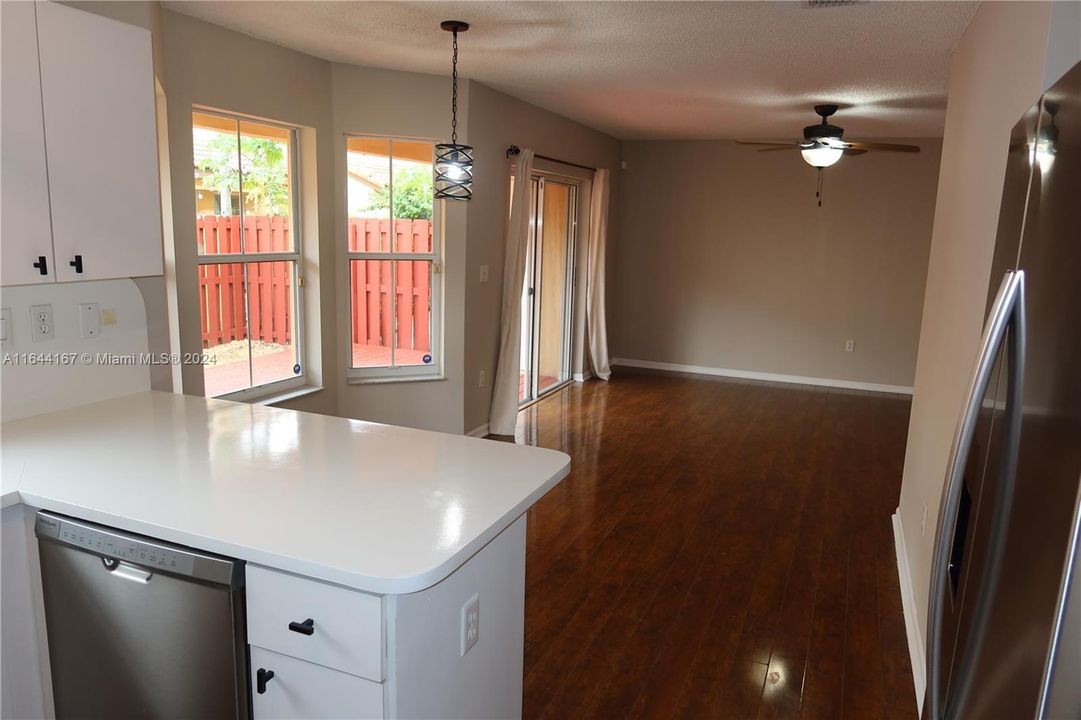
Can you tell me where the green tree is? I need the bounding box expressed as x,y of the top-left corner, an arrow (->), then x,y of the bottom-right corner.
366,166 -> 433,220
197,134 -> 290,216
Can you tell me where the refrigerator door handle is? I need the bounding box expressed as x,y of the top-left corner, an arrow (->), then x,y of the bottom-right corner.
926,269 -> 1026,720
944,271 -> 1026,718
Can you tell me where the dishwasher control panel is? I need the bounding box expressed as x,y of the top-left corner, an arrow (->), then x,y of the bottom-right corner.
36,513 -> 196,575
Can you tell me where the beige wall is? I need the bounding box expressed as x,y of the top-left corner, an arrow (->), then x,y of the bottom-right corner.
614,139 -> 941,389
895,0 -> 1052,676
464,82 -> 621,433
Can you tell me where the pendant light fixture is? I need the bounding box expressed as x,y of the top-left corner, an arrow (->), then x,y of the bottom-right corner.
434,20 -> 473,200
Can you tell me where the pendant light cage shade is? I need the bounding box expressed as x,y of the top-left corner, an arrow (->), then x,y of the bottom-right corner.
434,143 -> 474,199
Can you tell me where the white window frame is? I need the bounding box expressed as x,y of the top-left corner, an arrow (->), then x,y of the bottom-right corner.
345,134 -> 444,384
193,108 -> 307,401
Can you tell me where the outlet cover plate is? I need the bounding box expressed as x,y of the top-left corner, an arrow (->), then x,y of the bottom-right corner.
30,304 -> 54,342
461,593 -> 479,656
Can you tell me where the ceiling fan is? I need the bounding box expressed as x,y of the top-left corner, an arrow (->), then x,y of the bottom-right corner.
736,104 -> 920,169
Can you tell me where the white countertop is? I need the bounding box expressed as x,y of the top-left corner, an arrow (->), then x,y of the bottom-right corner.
0,391 -> 569,594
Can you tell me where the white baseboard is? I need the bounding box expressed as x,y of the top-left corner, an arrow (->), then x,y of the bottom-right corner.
611,357 -> 913,395
893,511 -> 926,713
466,422 -> 489,438
572,371 -> 593,382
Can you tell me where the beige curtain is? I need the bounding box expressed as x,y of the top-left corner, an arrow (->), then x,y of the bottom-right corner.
489,149 -> 535,436
587,169 -> 612,380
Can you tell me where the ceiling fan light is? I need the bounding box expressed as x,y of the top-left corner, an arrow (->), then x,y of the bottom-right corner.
801,145 -> 844,168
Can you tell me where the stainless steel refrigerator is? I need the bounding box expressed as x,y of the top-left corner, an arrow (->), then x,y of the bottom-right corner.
924,61 -> 1081,720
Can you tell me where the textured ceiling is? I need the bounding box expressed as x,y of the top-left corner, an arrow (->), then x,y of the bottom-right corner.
164,1 -> 978,140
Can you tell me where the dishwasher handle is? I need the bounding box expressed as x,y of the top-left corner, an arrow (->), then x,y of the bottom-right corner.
102,557 -> 153,584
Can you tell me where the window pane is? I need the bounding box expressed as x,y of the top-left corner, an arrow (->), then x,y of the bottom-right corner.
248,261 -> 300,388
393,260 -> 433,367
193,112 -> 241,255
347,138 -> 391,252
200,262 -> 250,397
239,120 -> 294,252
350,259 -> 392,368
390,141 -> 434,253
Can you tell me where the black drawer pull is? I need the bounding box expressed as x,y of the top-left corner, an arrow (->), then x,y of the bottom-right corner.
288,617 -> 315,636
256,667 -> 274,694
69,255 -> 83,274
33,256 -> 48,275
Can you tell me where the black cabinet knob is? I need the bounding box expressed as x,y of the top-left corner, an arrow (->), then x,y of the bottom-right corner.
32,256 -> 48,275
69,255 -> 83,274
256,667 -> 275,694
288,618 -> 315,636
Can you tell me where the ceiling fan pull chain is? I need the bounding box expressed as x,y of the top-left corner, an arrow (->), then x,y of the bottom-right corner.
816,169 -> 824,207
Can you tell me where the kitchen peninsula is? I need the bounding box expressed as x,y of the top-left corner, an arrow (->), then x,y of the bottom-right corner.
1,391 -> 570,718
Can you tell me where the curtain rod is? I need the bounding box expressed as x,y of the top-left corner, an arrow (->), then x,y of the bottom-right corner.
506,145 -> 596,172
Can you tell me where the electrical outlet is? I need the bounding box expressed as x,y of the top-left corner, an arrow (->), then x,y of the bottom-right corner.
479,264 -> 490,283
478,369 -> 487,388
78,303 -> 101,338
30,304 -> 54,342
921,502 -> 928,536
461,593 -> 479,656
844,339 -> 855,353
0,308 -> 11,345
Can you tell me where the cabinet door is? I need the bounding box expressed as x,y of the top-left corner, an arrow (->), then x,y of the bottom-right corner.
250,646 -> 384,720
35,1 -> 163,282
1,1 -> 54,286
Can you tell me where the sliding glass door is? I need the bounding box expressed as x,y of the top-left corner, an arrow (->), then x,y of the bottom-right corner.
520,176 -> 576,404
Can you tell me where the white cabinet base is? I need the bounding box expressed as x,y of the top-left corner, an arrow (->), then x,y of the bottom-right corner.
387,515 -> 527,720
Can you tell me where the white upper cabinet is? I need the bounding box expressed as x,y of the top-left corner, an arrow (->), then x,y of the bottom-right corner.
35,1 -> 163,283
1,2 -> 55,285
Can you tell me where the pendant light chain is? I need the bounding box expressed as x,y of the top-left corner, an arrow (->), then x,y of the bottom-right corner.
451,29 -> 459,145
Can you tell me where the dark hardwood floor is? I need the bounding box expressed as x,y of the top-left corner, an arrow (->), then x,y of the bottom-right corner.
510,370 -> 918,720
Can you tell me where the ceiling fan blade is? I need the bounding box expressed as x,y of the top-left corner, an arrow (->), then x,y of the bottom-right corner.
757,146 -> 801,152
843,148 -> 869,156
842,141 -> 921,153
735,140 -> 802,147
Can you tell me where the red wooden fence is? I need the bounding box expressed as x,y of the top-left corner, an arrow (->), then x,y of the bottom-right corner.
348,218 -> 432,354
197,216 -> 432,353
197,215 -> 293,347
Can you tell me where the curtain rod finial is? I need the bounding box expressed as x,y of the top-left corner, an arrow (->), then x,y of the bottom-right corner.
506,145 -> 521,158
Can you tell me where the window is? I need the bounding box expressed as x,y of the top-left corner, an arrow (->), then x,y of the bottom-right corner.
192,111 -> 304,398
346,137 -> 441,379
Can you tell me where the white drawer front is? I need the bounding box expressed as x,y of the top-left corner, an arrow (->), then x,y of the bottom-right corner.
247,565 -> 383,681
250,646 -> 383,720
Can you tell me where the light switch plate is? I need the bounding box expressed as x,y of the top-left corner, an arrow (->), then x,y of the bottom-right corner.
479,265 -> 490,283
0,308 -> 12,345
78,303 -> 101,338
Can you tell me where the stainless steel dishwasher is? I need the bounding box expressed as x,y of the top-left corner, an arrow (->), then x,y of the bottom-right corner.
35,511 -> 249,719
